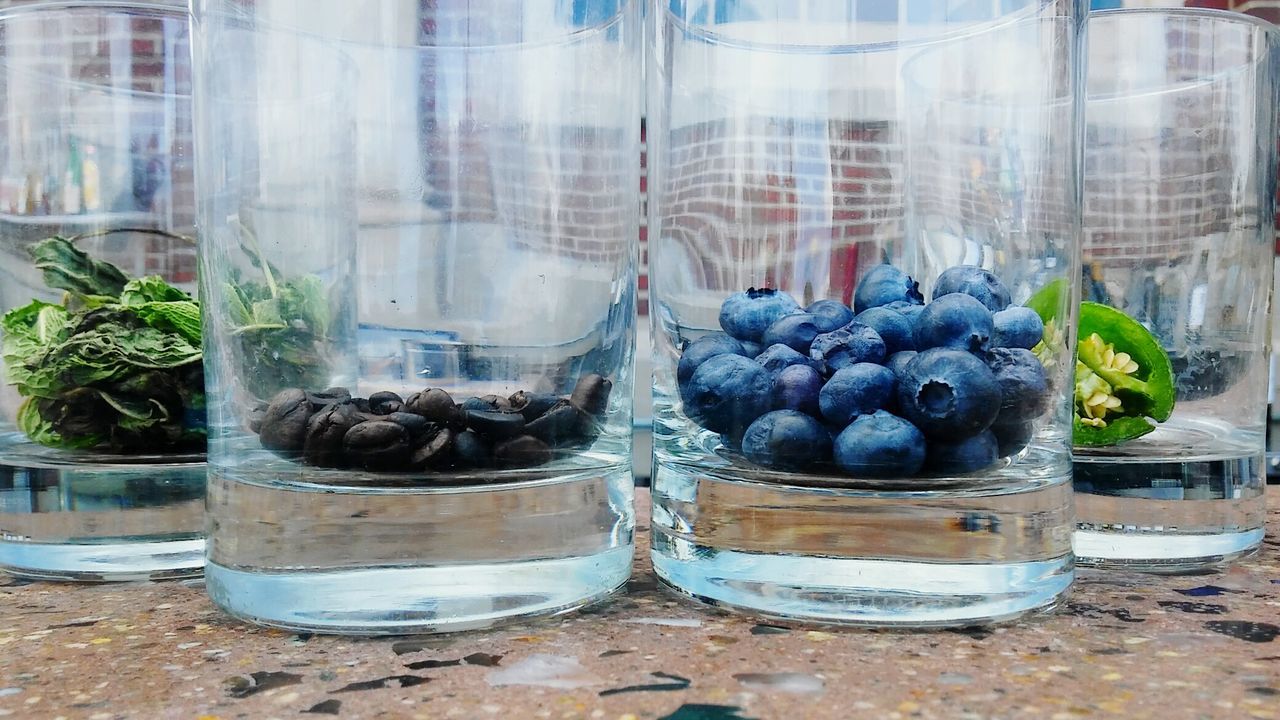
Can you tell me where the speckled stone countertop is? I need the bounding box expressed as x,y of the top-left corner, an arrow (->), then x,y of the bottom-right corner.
1,490 -> 1277,720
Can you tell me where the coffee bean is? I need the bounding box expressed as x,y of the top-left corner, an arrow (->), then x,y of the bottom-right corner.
247,406 -> 266,434
308,386 -> 352,406
452,431 -> 492,468
570,374 -> 612,416
352,397 -> 372,413
493,435 -> 552,468
509,391 -> 561,421
385,411 -> 432,439
525,400 -> 590,447
368,391 -> 404,415
410,427 -> 455,470
343,420 -> 410,471
464,408 -> 526,439
304,402 -> 361,467
404,388 -> 460,426
259,388 -> 312,454
461,396 -> 507,413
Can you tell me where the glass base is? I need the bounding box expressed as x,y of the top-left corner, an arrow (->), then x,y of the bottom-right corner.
0,444 -> 206,581
650,460 -> 1074,628
1073,528 -> 1264,573
207,548 -> 631,635
0,538 -> 204,581
205,460 -> 635,635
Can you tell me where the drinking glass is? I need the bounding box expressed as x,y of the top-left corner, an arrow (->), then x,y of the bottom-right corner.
192,0 -> 640,633
1073,8 -> 1278,571
0,1 -> 203,581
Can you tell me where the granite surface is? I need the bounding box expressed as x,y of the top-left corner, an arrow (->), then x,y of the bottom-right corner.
0,490 -> 1276,720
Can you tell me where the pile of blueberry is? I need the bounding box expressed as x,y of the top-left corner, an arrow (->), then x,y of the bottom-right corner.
250,374 -> 611,473
677,265 -> 1050,478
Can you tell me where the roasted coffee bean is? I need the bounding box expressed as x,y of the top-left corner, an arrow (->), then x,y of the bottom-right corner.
258,388 -> 312,454
404,388 -> 461,426
343,420 -> 410,471
352,396 -> 372,413
509,391 -> 561,421
481,394 -> 513,411
410,427 -> 455,470
461,396 -> 506,413
452,430 -> 492,468
525,400 -> 591,447
493,435 -> 552,468
570,373 -> 612,416
368,391 -> 404,415
386,411 -> 432,439
304,402 -> 361,468
307,386 -> 352,406
464,408 -> 526,439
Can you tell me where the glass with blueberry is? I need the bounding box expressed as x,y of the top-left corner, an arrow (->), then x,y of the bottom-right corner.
649,4 -> 1082,626
1069,9 -> 1277,571
194,1 -> 640,634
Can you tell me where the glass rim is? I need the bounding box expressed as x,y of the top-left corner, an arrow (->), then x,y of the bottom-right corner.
0,0 -> 190,101
1089,5 -> 1280,39
193,0 -> 635,53
660,0 -> 1064,56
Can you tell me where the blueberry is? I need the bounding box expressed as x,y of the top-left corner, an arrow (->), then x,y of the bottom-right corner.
897,348 -> 1001,438
924,430 -> 999,474
677,332 -> 747,387
818,363 -> 897,425
833,410 -> 926,477
991,419 -> 1035,458
853,264 -> 924,313
756,343 -> 820,378
885,351 -> 918,378
741,341 -> 764,358
741,410 -> 832,471
771,363 -> 824,416
992,306 -> 1044,349
933,265 -> 1011,312
854,306 -> 915,356
986,347 -> 1050,424
762,313 -> 823,353
681,353 -> 773,436
719,287 -> 802,342
809,321 -> 886,372
885,300 -> 926,322
805,299 -> 855,332
508,391 -> 561,421
914,293 -> 994,353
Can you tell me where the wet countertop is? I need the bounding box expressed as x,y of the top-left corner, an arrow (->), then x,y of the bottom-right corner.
1,489 -> 1277,720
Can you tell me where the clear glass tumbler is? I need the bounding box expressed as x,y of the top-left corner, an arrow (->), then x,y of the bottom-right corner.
1073,8 -> 1278,571
0,2 -> 203,581
648,2 -> 1084,626
193,0 -> 640,634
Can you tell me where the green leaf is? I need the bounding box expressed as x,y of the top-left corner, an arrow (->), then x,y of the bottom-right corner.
249,297 -> 285,327
120,275 -> 192,305
131,301 -> 202,345
277,276 -> 329,336
28,236 -> 129,297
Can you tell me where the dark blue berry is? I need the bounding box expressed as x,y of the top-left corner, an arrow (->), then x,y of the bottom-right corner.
992,306 -> 1044,349
771,364 -> 824,416
897,348 -> 1001,439
853,264 -> 924,314
681,353 -> 773,436
818,362 -> 897,425
914,293 -> 994,353
805,299 -> 855,332
741,341 -> 764,358
809,321 -> 886,372
924,430 -> 999,474
833,410 -> 926,477
854,306 -> 915,355
719,288 -> 801,343
741,410 -> 832,471
755,343 -> 820,378
991,419 -> 1035,458
678,332 -> 747,387
933,265 -> 1011,312
986,347 -> 1050,424
885,351 -> 918,378
762,312 -> 822,353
